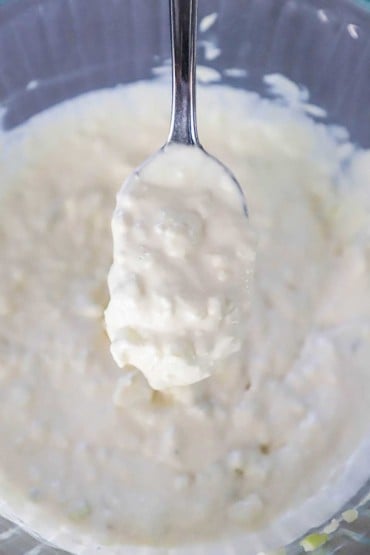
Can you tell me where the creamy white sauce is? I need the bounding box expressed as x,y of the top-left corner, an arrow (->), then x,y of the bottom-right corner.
105,145 -> 255,390
0,80 -> 369,554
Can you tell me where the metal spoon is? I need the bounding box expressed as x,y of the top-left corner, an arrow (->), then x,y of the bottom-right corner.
105,0 -> 253,390
167,0 -> 248,212
111,0 -> 248,212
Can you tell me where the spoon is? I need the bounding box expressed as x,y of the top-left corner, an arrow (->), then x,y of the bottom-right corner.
105,0 -> 255,391
168,0 -> 247,211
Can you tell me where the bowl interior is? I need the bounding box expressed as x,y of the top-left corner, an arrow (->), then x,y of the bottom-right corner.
0,0 -> 369,554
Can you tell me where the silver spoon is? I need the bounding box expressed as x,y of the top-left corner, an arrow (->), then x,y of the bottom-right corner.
105,0 -> 253,390
167,0 -> 248,212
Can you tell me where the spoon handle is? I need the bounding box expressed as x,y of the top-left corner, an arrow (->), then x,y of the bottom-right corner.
168,0 -> 199,146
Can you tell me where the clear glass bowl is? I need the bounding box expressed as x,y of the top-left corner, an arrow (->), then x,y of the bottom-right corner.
0,0 -> 369,554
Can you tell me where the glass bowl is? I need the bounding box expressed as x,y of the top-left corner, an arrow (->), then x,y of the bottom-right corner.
0,0 -> 369,554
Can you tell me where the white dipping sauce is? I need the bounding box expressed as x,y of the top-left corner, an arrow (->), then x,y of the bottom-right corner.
105,145 -> 255,390
0,80 -> 369,553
